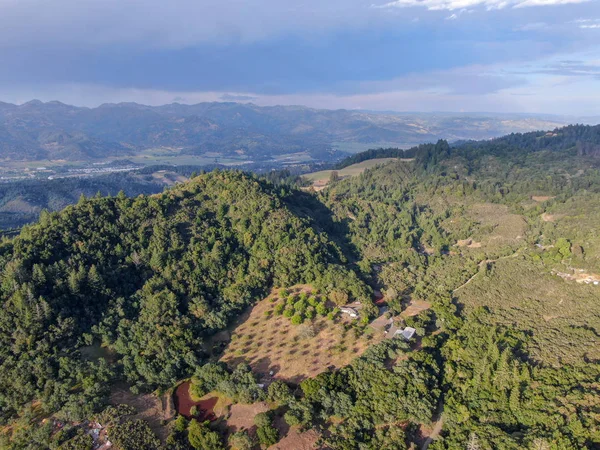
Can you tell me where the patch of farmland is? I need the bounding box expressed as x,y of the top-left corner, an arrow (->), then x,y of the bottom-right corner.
220,287 -> 383,383
302,158 -> 401,190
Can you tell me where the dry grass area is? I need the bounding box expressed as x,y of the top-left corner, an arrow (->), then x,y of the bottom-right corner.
220,286 -> 383,383
269,427 -> 320,450
401,299 -> 431,318
456,238 -> 482,249
541,192 -> 600,272
151,170 -> 188,186
225,402 -> 270,434
455,257 -> 600,366
302,158 -> 401,190
0,198 -> 39,214
467,203 -> 527,252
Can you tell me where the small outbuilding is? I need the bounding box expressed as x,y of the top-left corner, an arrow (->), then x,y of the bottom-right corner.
394,327 -> 416,341
340,307 -> 359,318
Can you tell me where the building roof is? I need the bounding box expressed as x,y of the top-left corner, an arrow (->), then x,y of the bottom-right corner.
340,307 -> 359,317
395,327 -> 416,341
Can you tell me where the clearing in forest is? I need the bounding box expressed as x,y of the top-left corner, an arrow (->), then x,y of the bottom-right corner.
302,158 -> 404,190
268,427 -> 321,450
109,383 -> 173,442
455,257 -> 600,365
220,286 -> 383,383
459,203 -> 527,254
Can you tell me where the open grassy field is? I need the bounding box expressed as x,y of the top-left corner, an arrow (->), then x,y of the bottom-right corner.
464,203 -> 528,255
302,158 -> 401,190
331,141 -> 413,154
220,286 -> 384,383
455,256 -> 600,366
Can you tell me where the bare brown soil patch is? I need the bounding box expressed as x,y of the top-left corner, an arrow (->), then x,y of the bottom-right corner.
553,270 -> 600,285
173,381 -> 223,421
541,213 -> 556,222
226,402 -> 270,434
269,427 -> 320,450
401,300 -> 431,318
370,314 -> 392,330
109,383 -> 172,442
221,286 -> 383,383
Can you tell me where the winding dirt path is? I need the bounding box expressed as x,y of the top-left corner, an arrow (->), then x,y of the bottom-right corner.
453,251 -> 521,294
421,400 -> 444,450
422,416 -> 444,450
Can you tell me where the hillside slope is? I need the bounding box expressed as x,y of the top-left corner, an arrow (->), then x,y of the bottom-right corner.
1,126 -> 600,449
0,171 -> 368,426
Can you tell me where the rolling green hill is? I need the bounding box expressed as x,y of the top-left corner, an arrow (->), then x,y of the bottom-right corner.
1,125 -> 600,450
0,171 -> 368,443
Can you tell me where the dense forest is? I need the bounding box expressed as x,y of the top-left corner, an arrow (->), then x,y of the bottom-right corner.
1,124 -> 599,449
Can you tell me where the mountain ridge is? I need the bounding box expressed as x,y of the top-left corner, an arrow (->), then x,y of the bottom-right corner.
0,99 -> 585,162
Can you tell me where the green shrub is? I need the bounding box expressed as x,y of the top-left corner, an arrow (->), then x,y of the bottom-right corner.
291,314 -> 304,325
253,411 -> 272,428
266,380 -> 292,404
293,299 -> 307,313
188,420 -> 225,450
256,425 -> 279,447
229,430 -> 254,450
316,303 -> 328,316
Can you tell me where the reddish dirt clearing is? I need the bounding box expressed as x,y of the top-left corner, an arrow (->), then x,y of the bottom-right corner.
173,381 -> 219,421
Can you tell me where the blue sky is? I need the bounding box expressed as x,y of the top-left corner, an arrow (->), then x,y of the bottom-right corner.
0,0 -> 599,114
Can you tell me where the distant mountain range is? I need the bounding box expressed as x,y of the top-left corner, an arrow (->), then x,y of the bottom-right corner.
0,100 -> 594,161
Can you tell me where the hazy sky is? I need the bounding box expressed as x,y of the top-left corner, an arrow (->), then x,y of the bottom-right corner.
0,0 -> 599,114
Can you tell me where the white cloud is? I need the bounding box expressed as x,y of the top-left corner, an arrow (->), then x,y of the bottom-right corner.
445,8 -> 472,18
572,18 -> 600,28
377,0 -> 590,11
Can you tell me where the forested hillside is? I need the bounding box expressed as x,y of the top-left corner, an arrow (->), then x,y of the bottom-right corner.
0,171 -> 368,447
1,124 -> 599,449
315,131 -> 600,449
